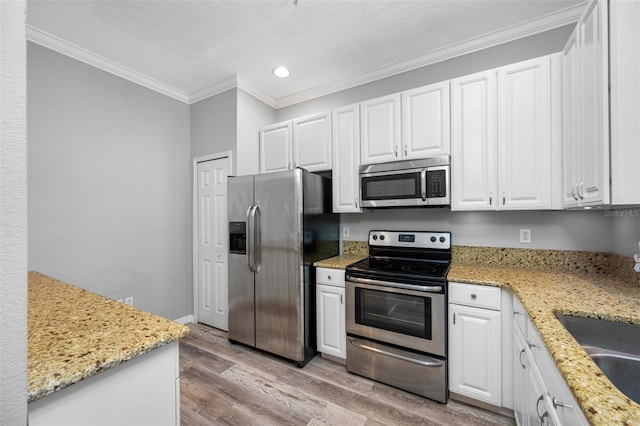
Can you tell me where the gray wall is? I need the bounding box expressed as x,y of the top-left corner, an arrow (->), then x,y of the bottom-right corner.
190,88 -> 237,161
1,1 -> 28,423
28,43 -> 192,320
341,209 -> 614,253
237,88 -> 276,176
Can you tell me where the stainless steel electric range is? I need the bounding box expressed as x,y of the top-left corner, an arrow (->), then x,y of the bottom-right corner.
345,230 -> 451,403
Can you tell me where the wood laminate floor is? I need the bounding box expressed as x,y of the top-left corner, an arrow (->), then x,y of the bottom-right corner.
180,323 -> 515,426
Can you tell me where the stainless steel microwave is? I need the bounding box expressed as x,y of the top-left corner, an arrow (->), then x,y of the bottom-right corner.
359,156 -> 450,208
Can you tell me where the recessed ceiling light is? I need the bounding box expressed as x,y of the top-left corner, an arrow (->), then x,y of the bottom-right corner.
273,66 -> 291,78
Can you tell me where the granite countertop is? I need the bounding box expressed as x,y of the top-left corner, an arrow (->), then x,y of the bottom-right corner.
314,254 -> 366,270
28,271 -> 190,402
318,243 -> 640,425
449,264 -> 640,426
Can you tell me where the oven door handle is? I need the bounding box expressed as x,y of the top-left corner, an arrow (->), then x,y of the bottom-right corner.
346,275 -> 443,293
348,338 -> 444,367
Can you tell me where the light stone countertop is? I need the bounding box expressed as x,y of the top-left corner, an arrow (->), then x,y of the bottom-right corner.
28,271 -> 190,402
315,245 -> 640,426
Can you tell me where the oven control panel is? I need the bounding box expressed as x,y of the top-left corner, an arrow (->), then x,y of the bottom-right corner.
369,230 -> 451,249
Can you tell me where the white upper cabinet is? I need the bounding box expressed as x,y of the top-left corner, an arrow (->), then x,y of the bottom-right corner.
293,112 -> 332,172
562,28 -> 580,208
451,69 -> 498,210
401,81 -> 451,158
360,93 -> 402,164
259,112 -> 331,174
332,104 -> 362,213
498,56 -> 554,210
452,55 -> 559,211
259,121 -> 293,173
608,0 -> 640,205
562,0 -> 610,207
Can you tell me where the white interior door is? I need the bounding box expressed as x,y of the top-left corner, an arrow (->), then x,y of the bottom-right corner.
196,157 -> 229,330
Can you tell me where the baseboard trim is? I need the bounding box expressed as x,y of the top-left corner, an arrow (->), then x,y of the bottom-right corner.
449,392 -> 514,418
174,314 -> 194,325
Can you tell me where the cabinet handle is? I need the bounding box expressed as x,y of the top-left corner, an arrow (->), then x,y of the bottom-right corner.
540,411 -> 549,426
327,275 -> 332,280
514,310 -> 521,316
536,394 -> 545,419
489,192 -> 493,205
572,185 -> 578,201
453,313 -> 456,325
528,341 -> 538,350
340,294 -> 343,304
355,197 -> 358,208
470,293 -> 477,300
288,162 -> 292,170
519,348 -> 526,369
552,397 -> 571,409
395,145 -> 399,157
404,146 -> 408,157
578,182 -> 584,200
502,192 -> 506,205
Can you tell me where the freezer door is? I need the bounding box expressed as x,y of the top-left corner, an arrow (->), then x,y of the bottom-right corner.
254,170 -> 305,361
227,175 -> 256,347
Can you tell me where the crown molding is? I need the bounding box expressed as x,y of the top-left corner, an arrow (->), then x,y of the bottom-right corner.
189,75 -> 277,108
26,25 -> 190,104
26,4 -> 584,108
272,4 -> 584,108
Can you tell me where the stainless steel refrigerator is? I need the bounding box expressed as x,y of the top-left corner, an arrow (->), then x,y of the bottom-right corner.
227,169 -> 339,366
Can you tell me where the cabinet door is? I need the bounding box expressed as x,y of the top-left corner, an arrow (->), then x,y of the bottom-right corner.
498,56 -> 551,210
360,94 -> 401,165
332,104 -> 361,213
259,122 -> 293,173
562,28 -> 580,208
402,82 -> 450,158
576,0 -> 609,206
513,326 -> 529,426
449,304 -> 502,406
451,70 -> 497,210
316,284 -> 346,359
293,112 -> 332,172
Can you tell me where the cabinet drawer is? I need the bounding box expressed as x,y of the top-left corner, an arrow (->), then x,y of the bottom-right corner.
449,282 -> 501,310
316,268 -> 345,287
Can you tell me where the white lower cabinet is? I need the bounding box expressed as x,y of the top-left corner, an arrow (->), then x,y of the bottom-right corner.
316,268 -> 346,360
448,282 -> 502,406
512,294 -> 588,426
29,341 -> 180,426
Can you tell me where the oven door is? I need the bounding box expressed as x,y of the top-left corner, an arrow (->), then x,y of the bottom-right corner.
346,279 -> 445,357
359,168 -> 427,208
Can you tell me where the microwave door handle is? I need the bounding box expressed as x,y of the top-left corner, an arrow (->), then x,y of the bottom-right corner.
420,169 -> 427,201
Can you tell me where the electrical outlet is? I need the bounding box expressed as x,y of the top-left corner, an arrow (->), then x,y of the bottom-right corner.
520,229 -> 531,244
343,226 -> 350,238
124,297 -> 134,306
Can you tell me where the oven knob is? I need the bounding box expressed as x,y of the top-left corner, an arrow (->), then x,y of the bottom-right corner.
379,235 -> 385,241
439,236 -> 446,243
372,235 -> 377,240
430,236 -> 437,243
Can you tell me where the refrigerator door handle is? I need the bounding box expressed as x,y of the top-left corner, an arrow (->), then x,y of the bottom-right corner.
253,205 -> 261,272
247,205 -> 258,272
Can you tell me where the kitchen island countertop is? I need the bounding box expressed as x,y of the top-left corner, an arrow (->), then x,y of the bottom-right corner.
28,271 -> 190,402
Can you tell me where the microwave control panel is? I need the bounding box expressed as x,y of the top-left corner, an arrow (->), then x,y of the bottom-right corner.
426,169 -> 447,198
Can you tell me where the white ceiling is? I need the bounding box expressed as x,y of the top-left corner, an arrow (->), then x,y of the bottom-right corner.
26,0 -> 586,107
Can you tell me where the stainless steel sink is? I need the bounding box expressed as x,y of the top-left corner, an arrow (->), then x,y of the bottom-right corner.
555,314 -> 640,404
